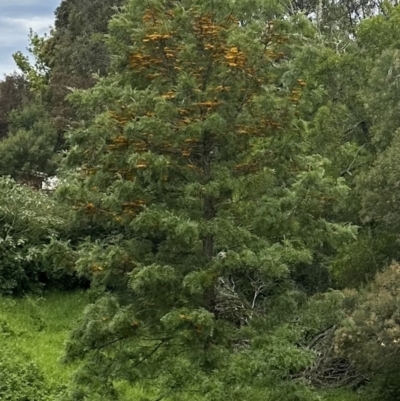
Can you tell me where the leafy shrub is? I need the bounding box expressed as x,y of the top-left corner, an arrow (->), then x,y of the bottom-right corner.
0,177 -> 67,294
335,263 -> 400,399
330,230 -> 400,289
0,347 -> 52,401
361,373 -> 400,401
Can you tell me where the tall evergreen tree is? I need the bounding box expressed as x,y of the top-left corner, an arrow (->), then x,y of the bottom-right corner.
58,1 -> 355,399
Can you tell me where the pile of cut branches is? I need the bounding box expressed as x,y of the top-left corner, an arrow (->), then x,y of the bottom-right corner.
299,326 -> 368,389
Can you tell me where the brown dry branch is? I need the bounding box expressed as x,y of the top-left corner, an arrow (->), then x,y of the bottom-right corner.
295,326 -> 368,389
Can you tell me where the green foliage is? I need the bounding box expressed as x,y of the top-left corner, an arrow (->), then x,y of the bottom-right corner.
52,0 -> 124,76
0,292 -> 89,401
336,263 -> 400,399
330,229 -> 400,289
0,347 -> 52,401
357,4 -> 400,57
358,132 -> 400,232
5,0 -> 400,399
0,292 -> 89,388
53,1 -> 356,399
0,177 -> 64,294
13,29 -> 51,93
321,389 -> 361,401
0,73 -> 31,139
5,0 -> 123,178
0,98 -> 58,181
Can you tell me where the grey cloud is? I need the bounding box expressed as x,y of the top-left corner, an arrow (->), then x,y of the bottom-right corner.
0,0 -> 60,76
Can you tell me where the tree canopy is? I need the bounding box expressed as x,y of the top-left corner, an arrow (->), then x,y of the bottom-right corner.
3,0 -> 400,400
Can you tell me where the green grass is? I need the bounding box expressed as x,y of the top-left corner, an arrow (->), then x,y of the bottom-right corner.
0,291 -> 366,401
320,389 -> 362,401
0,290 -> 89,386
0,291 -> 157,400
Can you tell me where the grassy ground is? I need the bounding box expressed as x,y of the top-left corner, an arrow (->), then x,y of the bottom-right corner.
0,290 -> 89,387
0,291 -> 363,401
321,389 -> 362,401
0,290 -> 150,400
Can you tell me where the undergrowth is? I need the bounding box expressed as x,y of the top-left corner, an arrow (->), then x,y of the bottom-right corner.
0,291 -> 88,388
0,291 -> 364,401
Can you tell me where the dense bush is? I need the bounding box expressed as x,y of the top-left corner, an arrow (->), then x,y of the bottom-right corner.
330,230 -> 400,289
0,177 -> 66,294
0,347 -> 52,401
335,263 -> 400,399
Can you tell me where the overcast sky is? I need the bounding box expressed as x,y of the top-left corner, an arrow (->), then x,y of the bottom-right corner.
0,0 -> 60,77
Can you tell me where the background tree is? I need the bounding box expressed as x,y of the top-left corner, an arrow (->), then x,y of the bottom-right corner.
0,98 -> 58,183
0,74 -> 31,140
0,0 -> 123,186
44,0 -> 124,133
284,0 -> 393,35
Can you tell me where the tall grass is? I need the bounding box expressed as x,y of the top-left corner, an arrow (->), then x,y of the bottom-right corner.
0,291 -> 89,386
321,389 -> 362,401
0,291 -> 152,400
0,291 -> 365,401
